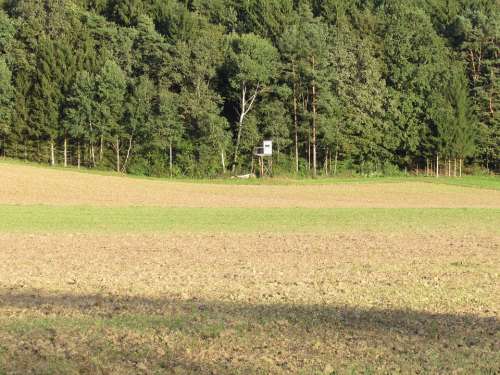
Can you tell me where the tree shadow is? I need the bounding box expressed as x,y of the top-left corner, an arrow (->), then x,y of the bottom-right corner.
1,290 -> 498,374
1,290 -> 497,342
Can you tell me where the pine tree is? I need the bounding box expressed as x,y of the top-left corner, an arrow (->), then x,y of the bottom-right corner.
64,70 -> 99,167
258,98 -> 291,164
0,57 -> 14,155
29,39 -> 62,166
97,59 -> 127,172
153,88 -> 183,177
448,67 -> 476,167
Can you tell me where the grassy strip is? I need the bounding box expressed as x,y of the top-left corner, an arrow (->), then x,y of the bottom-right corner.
419,176 -> 500,190
1,205 -> 498,234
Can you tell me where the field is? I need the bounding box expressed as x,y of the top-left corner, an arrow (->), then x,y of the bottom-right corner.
0,162 -> 499,374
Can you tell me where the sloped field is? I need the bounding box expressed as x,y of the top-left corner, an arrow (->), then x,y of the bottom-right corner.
1,163 -> 499,208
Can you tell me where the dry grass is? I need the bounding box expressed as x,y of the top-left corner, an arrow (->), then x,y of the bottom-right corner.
1,163 -> 499,208
0,233 -> 498,374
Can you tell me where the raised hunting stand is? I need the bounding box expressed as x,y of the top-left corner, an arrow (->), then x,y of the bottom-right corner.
253,140 -> 273,177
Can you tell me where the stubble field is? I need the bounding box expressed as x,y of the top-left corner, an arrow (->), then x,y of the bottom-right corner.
0,162 -> 499,374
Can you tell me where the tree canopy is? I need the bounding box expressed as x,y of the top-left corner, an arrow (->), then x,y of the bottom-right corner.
0,0 -> 498,176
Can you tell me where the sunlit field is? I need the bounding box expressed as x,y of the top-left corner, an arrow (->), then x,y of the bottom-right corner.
0,162 -> 499,374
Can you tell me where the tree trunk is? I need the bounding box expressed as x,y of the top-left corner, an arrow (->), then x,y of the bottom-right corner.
232,84 -> 260,174
90,142 -> 95,168
169,141 -> 173,178
454,159 -> 457,177
307,136 -> 311,171
99,135 -> 104,163
77,142 -> 81,169
116,137 -> 120,173
292,64 -> 299,174
221,149 -> 226,174
436,154 -> 439,178
63,137 -> 68,167
89,121 -> 96,167
334,148 -> 338,176
324,150 -> 328,176
232,112 -> 244,174
448,159 -> 451,177
311,55 -> 317,178
50,141 -> 55,166
121,137 -> 133,173
459,159 -> 463,177
329,150 -> 332,175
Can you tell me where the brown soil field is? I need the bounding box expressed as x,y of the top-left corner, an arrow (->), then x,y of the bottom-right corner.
1,233 -> 498,374
2,163 -> 500,208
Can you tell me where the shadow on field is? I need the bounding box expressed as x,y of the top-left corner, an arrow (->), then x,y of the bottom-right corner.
2,291 -> 498,344
2,291 -> 499,373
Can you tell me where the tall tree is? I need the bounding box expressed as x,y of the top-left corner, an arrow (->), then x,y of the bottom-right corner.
280,2 -> 329,176
224,32 -> 279,173
152,88 -> 183,177
97,59 -> 127,172
122,75 -> 153,172
168,15 -> 229,174
29,39 -> 62,166
382,0 -> 452,169
0,57 -> 14,154
64,70 -> 99,167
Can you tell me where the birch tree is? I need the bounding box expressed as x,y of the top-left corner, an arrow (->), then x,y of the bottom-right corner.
224,32 -> 279,173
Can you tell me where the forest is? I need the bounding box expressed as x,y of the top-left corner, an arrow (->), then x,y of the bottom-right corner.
0,0 -> 498,177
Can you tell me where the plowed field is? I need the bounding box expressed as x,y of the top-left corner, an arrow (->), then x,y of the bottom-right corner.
0,162 -> 499,374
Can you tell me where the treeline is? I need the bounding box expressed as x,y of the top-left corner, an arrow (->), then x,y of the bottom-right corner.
0,0 -> 498,177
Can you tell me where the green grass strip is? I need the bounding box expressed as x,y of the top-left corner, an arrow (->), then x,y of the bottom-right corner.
0,205 -> 498,234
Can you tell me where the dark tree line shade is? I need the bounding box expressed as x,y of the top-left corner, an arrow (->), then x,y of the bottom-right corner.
0,0 -> 498,177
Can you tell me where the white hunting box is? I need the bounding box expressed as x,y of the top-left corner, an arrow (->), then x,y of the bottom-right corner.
263,140 -> 273,156
254,140 -> 273,157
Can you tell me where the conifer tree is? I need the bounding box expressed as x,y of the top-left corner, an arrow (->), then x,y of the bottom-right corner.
97,59 -> 127,171
0,57 -> 13,154
64,70 -> 99,167
153,88 -> 183,177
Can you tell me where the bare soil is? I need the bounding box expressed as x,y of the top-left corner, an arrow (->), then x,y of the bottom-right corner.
1,233 -> 498,374
2,163 -> 499,208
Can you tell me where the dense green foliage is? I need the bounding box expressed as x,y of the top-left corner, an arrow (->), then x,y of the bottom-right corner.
0,0 -> 498,176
